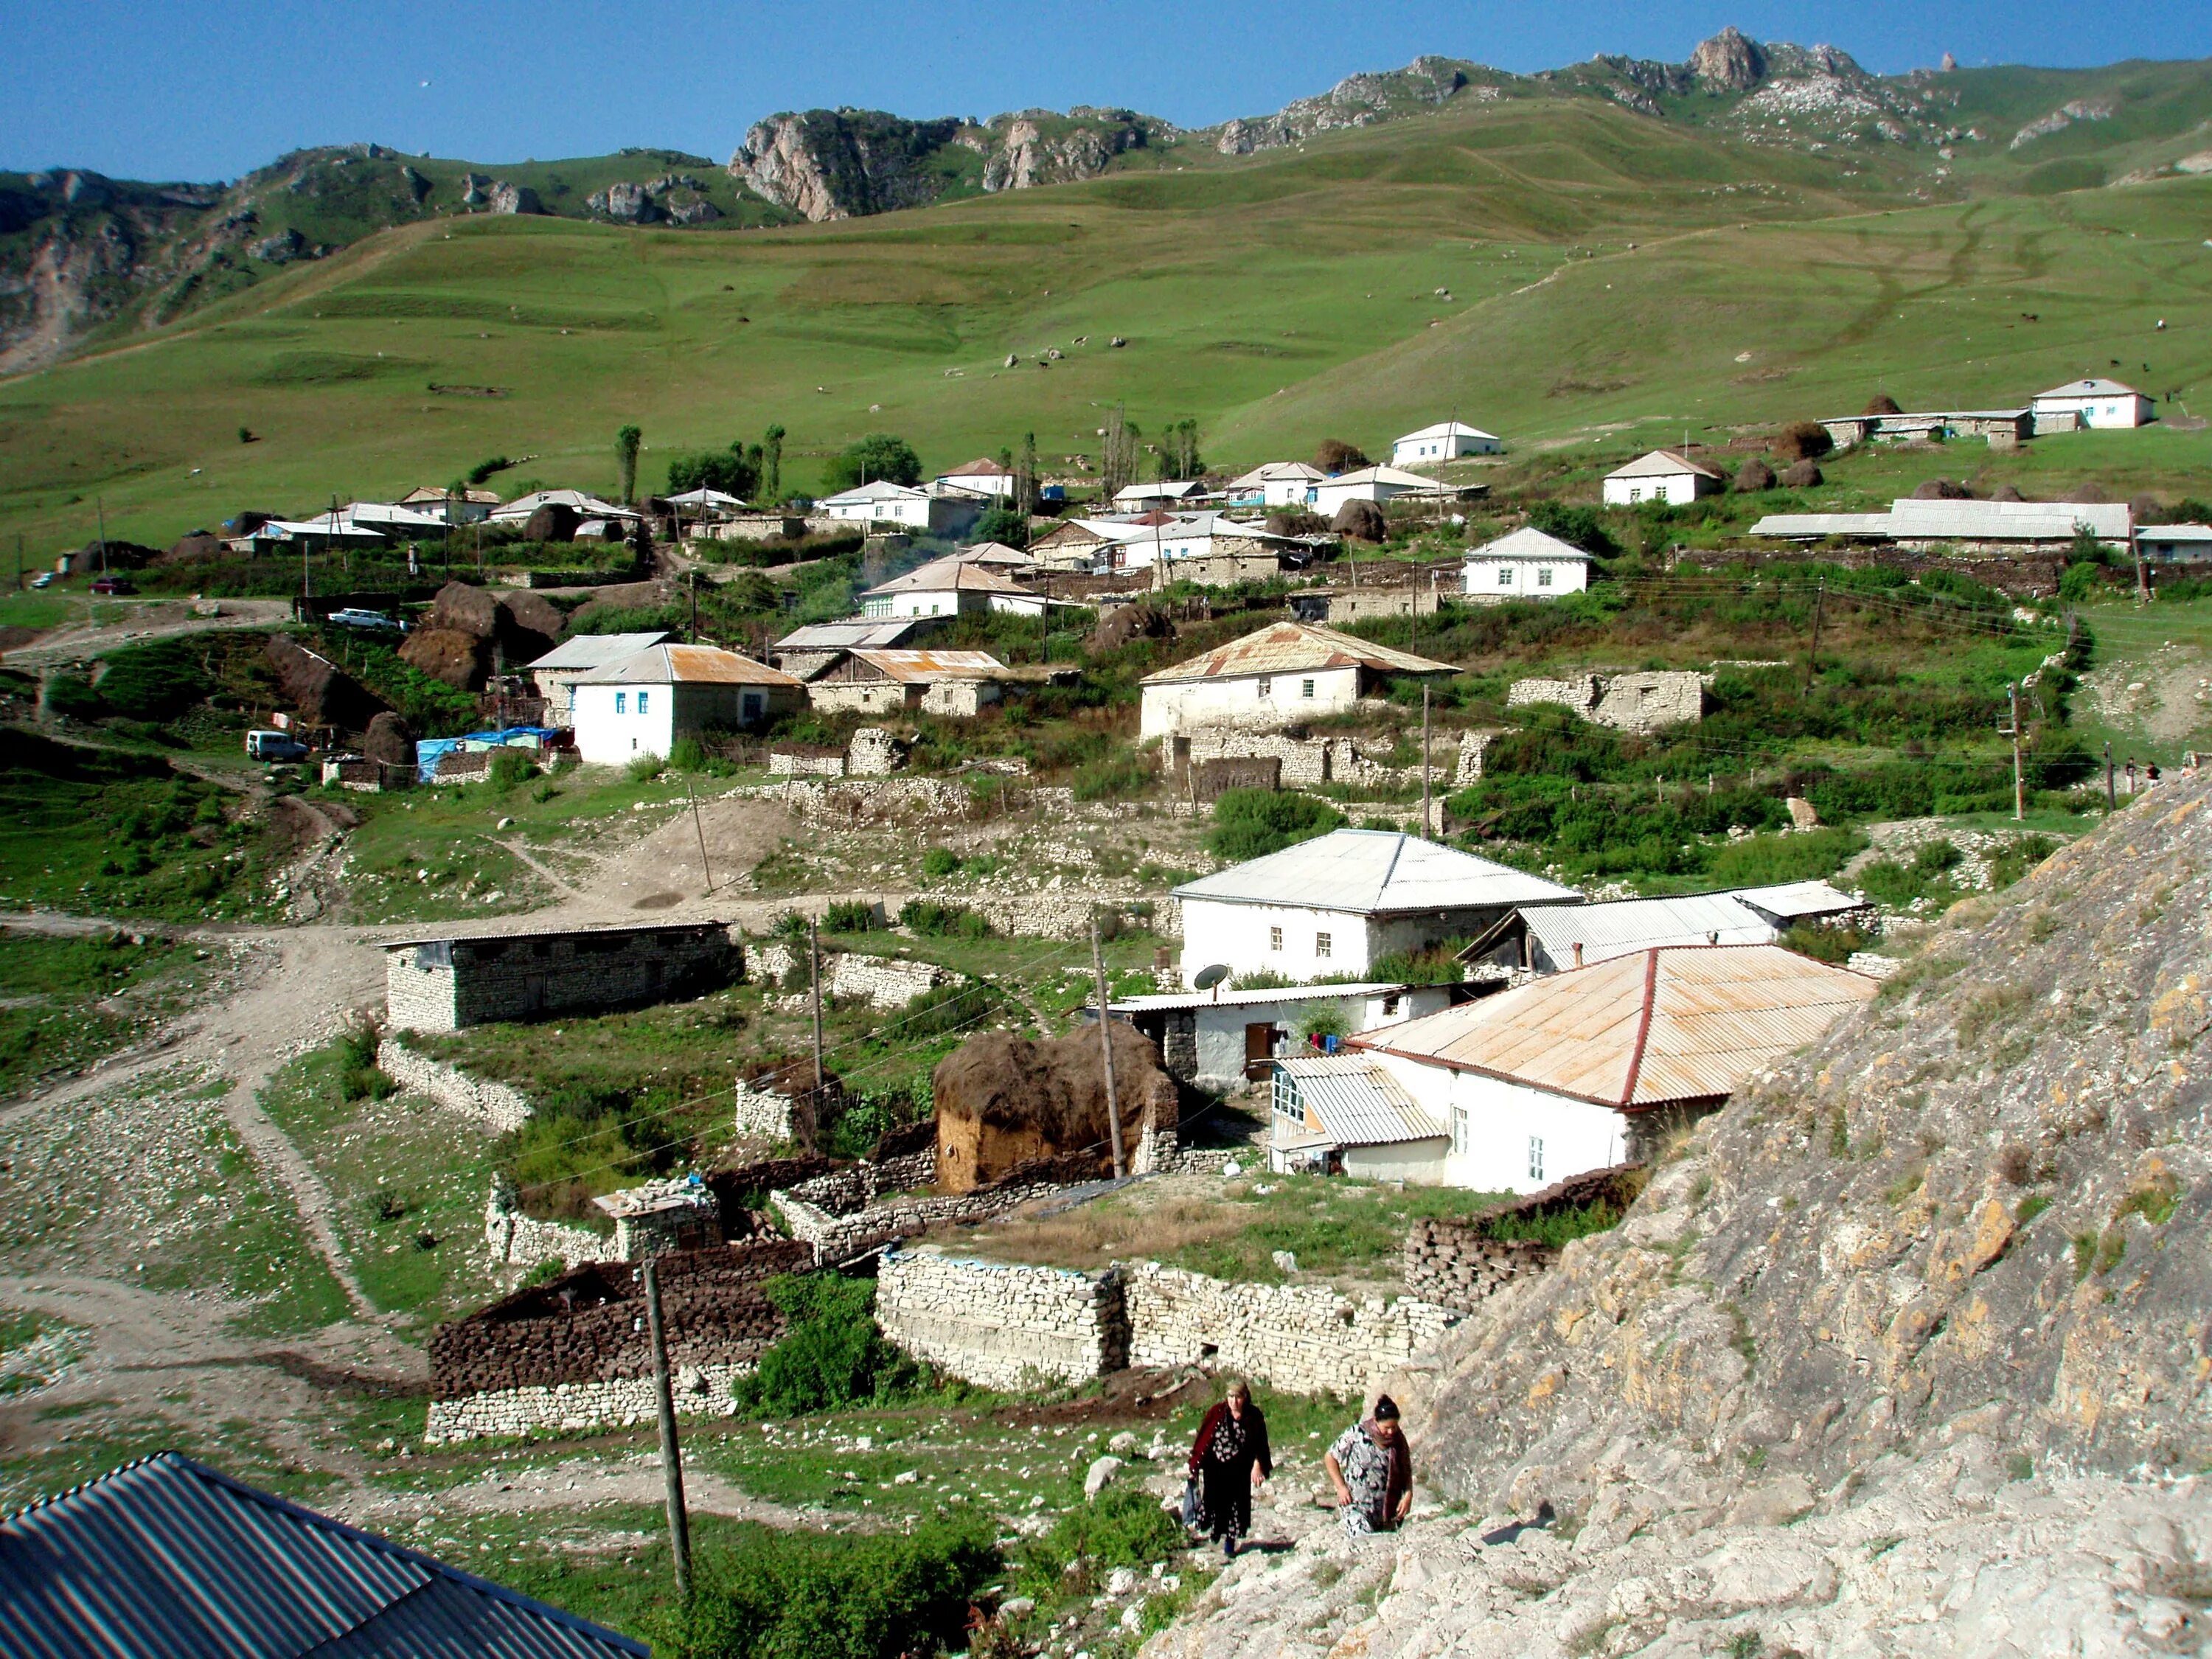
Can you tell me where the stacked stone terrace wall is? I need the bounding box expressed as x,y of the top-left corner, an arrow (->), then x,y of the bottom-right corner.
1400,1222 -> 1557,1312
773,1155 -> 1095,1265
829,953 -> 947,1009
877,1249 -> 1127,1390
1506,671 -> 1707,735
385,922 -> 735,1033
1120,1261 -> 1454,1396
1182,732 -> 1413,791
769,748 -> 848,778
483,1177 -> 610,1268
378,1037 -> 535,1132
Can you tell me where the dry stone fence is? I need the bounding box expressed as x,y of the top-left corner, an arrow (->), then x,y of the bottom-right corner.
876,1250 -> 1127,1390
377,1036 -> 534,1132
1507,670 -> 1707,734
1402,1164 -> 1649,1312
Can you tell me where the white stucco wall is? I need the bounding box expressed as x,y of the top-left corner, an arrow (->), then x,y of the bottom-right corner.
572,682 -> 674,765
1180,987 -> 1448,1089
1362,1050 -> 1632,1194
1139,664 -> 1360,740
1342,1137 -> 1452,1183
1604,472 -> 1708,507
1180,897 -> 1382,984
2033,394 -> 2151,431
1463,558 -> 1588,601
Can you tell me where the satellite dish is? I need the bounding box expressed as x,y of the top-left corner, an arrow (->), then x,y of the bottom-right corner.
1193,964 -> 1230,998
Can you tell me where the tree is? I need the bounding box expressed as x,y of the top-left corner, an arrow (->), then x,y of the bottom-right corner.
1314,437 -> 1368,474
1016,431 -> 1040,515
614,424 -> 642,504
1099,406 -> 1140,498
667,446 -> 759,498
973,507 -> 1029,547
1158,418 -> 1203,481
762,424 -> 785,502
1526,500 -> 1621,557
821,433 -> 922,493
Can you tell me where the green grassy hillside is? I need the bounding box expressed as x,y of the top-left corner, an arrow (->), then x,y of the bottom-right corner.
4,91 -> 2211,555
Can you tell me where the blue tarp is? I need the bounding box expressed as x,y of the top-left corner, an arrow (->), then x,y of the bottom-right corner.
417,727 -> 559,782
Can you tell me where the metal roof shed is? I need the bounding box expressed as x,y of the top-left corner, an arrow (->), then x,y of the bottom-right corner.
0,1451 -> 646,1657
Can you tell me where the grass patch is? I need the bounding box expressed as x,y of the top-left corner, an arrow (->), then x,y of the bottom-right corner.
0,930 -> 209,1100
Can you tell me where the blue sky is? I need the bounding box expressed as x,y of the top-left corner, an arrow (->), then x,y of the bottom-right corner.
9,0 -> 2209,180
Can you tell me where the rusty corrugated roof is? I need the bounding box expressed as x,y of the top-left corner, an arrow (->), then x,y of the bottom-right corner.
849,648 -> 1009,683
578,643 -> 799,686
1141,622 -> 1454,686
864,557 -> 1034,597
1352,944 -> 1876,1108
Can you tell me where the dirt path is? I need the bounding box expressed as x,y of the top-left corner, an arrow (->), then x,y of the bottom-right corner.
335,1453 -> 838,1534
1,599 -> 293,670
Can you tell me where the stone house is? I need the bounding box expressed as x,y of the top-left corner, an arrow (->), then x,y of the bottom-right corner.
523,630 -> 670,727
820,480 -> 987,535
803,647 -> 1009,717
1349,943 -> 1878,1192
1602,450 -> 1723,507
569,643 -> 804,765
767,617 -> 933,678
383,919 -> 736,1031
1138,620 -> 1454,742
1172,827 -> 1579,988
1506,669 -> 1706,734
863,555 -> 1048,619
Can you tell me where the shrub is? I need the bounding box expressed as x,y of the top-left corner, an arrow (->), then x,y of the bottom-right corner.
900,899 -> 990,939
487,748 -> 537,791
1013,1488 -> 1186,1601
733,1273 -> 918,1416
627,753 -> 666,782
973,507 -> 1029,547
821,900 -> 877,933
667,736 -> 711,773
920,846 -> 962,880
1071,752 -> 1150,801
669,1515 -> 998,1659
1206,789 -> 1343,862
1525,499 -> 1620,557
1372,943 -> 1468,986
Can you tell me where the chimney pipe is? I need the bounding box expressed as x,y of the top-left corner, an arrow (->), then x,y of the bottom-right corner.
1572,942 -> 1584,969
1708,931 -> 1719,945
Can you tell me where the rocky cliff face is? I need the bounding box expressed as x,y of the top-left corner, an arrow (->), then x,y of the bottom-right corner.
1146,776 -> 2212,1657
1209,56 -> 1489,156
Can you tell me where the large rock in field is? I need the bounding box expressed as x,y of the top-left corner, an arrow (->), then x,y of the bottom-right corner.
931,1019 -> 1176,1193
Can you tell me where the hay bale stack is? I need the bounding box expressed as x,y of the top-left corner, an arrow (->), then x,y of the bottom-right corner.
1910,478 -> 1972,501
931,1020 -> 1175,1194
498,589 -> 563,640
1733,457 -> 1776,493
1092,599 -> 1170,655
523,503 -> 580,543
263,635 -> 380,730
1992,484 -> 2025,503
1773,422 -> 1833,464
1778,460 -> 1823,489
1331,499 -> 1388,543
429,580 -> 501,639
399,627 -> 489,690
162,532 -> 226,565
1863,393 -> 1903,416
362,711 -> 416,768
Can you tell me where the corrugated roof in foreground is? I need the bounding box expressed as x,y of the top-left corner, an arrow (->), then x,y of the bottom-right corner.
1109,980 -> 1408,1013
0,1451 -> 647,1658
1353,943 -> 1876,1108
1173,829 -> 1579,915
1731,879 -> 1865,919
1141,622 -> 1455,686
1276,1055 -> 1444,1147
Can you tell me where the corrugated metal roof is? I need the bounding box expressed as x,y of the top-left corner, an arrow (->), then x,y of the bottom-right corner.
771,619 -> 922,652
2037,378 -> 2140,400
1465,526 -> 1593,563
941,456 -> 1011,477
0,1452 -> 647,1657
1228,462 -> 1326,487
1747,512 -> 1901,540
1396,421 -> 1499,442
956,541 -> 1032,566
1173,829 -> 1579,916
1109,981 -> 1408,1013
821,479 -> 925,505
1752,499 -> 2132,542
1730,880 -> 1864,920
1353,944 -> 1876,1108
1321,465 -> 1450,490
865,557 -> 1033,597
1276,1056 -> 1444,1147
849,648 -> 1009,683
1607,450 -> 1723,482
525,632 -> 672,672
1141,622 -> 1454,686
577,644 -> 800,687
1520,894 -> 1774,965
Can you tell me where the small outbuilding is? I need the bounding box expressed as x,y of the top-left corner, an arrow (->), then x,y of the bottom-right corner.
2031,378 -> 2154,432
524,630 -> 671,727
804,647 -> 1011,717
1269,1055 -> 1448,1179
1107,981 -> 1453,1091
569,642 -> 804,765
1601,451 -> 1725,508
1462,526 -> 1592,602
862,555 -> 1048,618
821,481 -> 986,535
2141,524 -> 2212,565
384,919 -> 737,1031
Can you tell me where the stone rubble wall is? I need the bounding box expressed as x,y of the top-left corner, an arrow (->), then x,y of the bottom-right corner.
742,775 -> 981,827
734,1077 -> 805,1141
772,1175 -> 1069,1266
1400,1218 -> 1559,1313
425,1365 -> 752,1443
1121,1260 -> 1455,1396
829,952 -> 947,1009
377,1037 -> 535,1132
848,728 -> 905,775
1182,732 -> 1419,791
877,1249 -> 1127,1390
769,748 -> 848,778
962,891 -> 1178,942
482,1179 -> 611,1269
1507,671 -> 1707,734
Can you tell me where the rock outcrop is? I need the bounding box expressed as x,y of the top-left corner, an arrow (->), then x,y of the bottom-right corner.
1209,57 -> 1484,155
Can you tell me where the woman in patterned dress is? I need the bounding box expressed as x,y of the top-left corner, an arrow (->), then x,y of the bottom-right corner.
1324,1394 -> 1412,1535
1186,1380 -> 1271,1557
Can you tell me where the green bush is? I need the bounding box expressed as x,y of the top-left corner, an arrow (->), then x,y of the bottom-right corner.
821,900 -> 877,933
899,899 -> 990,939
44,674 -> 104,720
1206,789 -> 1343,862
1371,942 -> 1469,986
94,638 -> 215,720
487,748 -> 537,791
920,846 -> 961,880
668,736 -> 709,773
1013,1488 -> 1186,1601
734,1273 -> 918,1417
1071,752 -> 1150,802
669,1516 -> 998,1659
627,753 -> 666,782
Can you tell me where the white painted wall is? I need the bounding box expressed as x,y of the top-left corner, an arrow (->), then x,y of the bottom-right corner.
1179,987 -> 1449,1089
1463,557 -> 1588,601
1138,664 -> 1360,740
1391,431 -> 1500,465
1363,1049 -> 1632,1194
572,682 -> 674,765
2033,393 -> 2152,430
1180,898 -> 1382,984
1603,471 -> 1708,507
1343,1137 -> 1452,1183
1312,479 -> 1411,515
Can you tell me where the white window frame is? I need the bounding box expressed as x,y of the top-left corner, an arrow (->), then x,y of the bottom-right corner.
636,690 -> 649,716
1498,566 -> 1513,586
1453,1105 -> 1470,1156
1257,675 -> 1273,698
1315,931 -> 1332,959
1269,925 -> 1283,952
1528,1135 -> 1545,1183
1537,566 -> 1553,588
1301,678 -> 1315,698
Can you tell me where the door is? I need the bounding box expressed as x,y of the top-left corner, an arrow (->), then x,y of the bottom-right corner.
1244,1023 -> 1279,1082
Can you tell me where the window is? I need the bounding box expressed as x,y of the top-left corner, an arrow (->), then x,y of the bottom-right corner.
1498,567 -> 1513,586
742,692 -> 763,723
1301,678 -> 1315,698
1315,932 -> 1332,959
1453,1106 -> 1470,1156
1528,1135 -> 1545,1183
1382,994 -> 1400,1018
1628,486 -> 1644,504
1257,675 -> 1273,697
636,691 -> 649,716
614,691 -> 627,714
1537,566 -> 1554,588
1269,925 -> 1283,952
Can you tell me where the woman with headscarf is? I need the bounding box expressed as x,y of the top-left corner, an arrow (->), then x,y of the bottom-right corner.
1186,1379 -> 1271,1558
1324,1394 -> 1412,1536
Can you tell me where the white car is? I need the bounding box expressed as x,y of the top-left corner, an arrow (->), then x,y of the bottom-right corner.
29,572 -> 54,589
327,608 -> 403,632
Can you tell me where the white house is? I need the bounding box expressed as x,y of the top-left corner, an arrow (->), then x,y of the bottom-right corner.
1107,981 -> 1453,1093
1100,512 -> 1301,575
1601,451 -> 1724,508
2031,378 -> 2154,432
523,630 -> 671,727
489,489 -> 637,527
399,485 -> 499,523
1269,1055 -> 1450,1180
1225,462 -> 1326,509
1113,480 -> 1208,509
1391,421 -> 1503,466
569,644 -> 804,765
1462,526 -> 1593,602
1349,943 -> 1879,1192
1138,621 -> 1455,742
821,480 -> 987,535
1172,828 -> 1579,989
862,554 -> 1047,619
2140,524 -> 2212,565
934,457 -> 1018,500
1311,465 -> 1454,517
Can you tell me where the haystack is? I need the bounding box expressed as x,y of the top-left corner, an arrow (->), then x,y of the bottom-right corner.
428,580 -> 500,639
1778,460 -> 1823,489
263,635 -> 380,731
1092,599 -> 1171,655
1991,484 -> 2025,503
931,1020 -> 1176,1194
1910,478 -> 1972,501
1331,499 -> 1388,543
523,503 -> 580,543
399,627 -> 488,689
1733,457 -> 1775,493
162,532 -> 226,564
362,711 -> 416,768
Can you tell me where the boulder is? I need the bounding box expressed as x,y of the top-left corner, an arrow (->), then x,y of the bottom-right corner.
362,711 -> 416,768
488,181 -> 545,215
1734,457 -> 1776,493
1778,460 -> 1823,490
523,503 -> 580,543
399,627 -> 489,690
264,635 -> 380,729
1331,499 -> 1389,543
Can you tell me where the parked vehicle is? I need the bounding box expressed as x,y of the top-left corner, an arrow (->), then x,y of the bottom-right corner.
327,608 -> 403,632
245,728 -> 310,762
89,575 -> 136,595
29,572 -> 54,589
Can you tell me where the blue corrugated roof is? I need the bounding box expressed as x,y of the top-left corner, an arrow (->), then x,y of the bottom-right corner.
0,1452 -> 647,1658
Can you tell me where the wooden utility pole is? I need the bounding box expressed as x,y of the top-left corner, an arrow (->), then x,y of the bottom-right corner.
687,782 -> 713,894
641,1259 -> 692,1599
1091,912 -> 1126,1179
95,495 -> 108,578
2008,681 -> 2025,821
2135,532 -> 2150,606
808,918 -> 826,1110
2105,740 -> 2116,810
1420,684 -> 1432,840
1802,578 -> 1824,696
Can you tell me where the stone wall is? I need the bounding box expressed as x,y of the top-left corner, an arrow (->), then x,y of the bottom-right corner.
483,1177 -> 613,1270
769,746 -> 848,778
1120,1260 -> 1455,1396
848,728 -> 905,775
1507,671 -> 1706,734
733,1076 -> 810,1142
385,922 -> 737,1033
1399,1221 -> 1557,1313
877,1248 -> 1127,1390
808,682 -> 910,716
378,1036 -> 535,1132
772,1161 -> 1085,1266
829,952 -> 947,1009
962,891 -> 1177,942
919,681 -> 1000,717
1180,731 -> 1415,790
